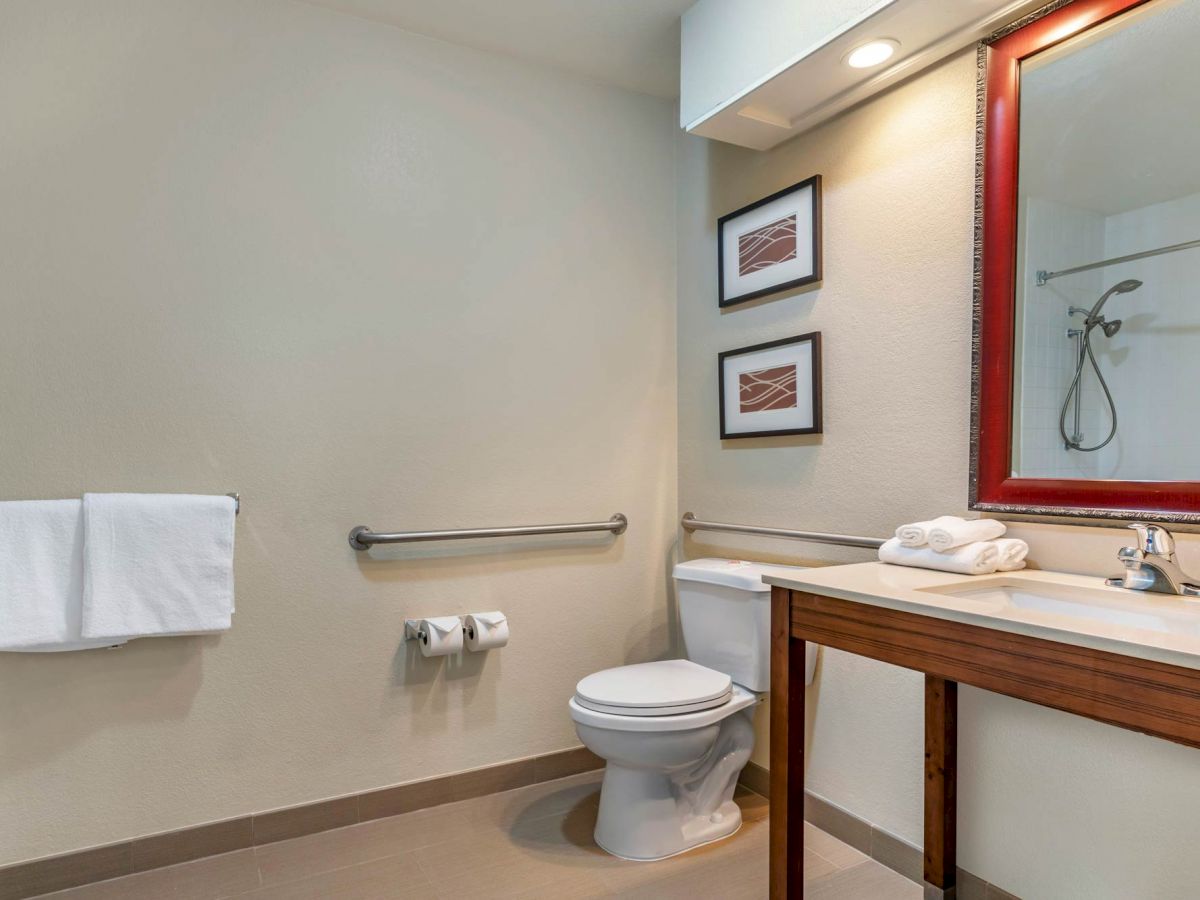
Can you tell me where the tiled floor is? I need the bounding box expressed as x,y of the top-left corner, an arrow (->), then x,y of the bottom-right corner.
36,772 -> 920,899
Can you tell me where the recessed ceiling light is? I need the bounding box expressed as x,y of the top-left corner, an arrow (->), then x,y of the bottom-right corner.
846,39 -> 899,69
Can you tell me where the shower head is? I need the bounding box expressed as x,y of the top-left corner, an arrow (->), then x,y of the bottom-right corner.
1101,319 -> 1123,338
1088,278 -> 1143,321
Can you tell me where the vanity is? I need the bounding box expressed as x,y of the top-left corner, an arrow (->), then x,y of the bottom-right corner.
765,563 -> 1200,899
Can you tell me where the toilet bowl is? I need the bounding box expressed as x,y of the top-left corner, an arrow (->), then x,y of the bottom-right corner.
569,661 -> 758,860
569,559 -> 815,861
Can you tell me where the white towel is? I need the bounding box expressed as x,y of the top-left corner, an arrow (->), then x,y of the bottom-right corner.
0,500 -> 120,652
994,538 -> 1029,572
927,517 -> 1006,552
895,517 -> 947,547
879,537 -> 999,576
81,493 -> 236,640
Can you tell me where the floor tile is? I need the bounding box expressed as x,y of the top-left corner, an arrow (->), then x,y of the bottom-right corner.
808,857 -> 923,900
237,851 -> 428,900
36,849 -> 259,900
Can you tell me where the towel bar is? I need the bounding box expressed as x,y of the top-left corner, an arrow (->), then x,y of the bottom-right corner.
349,514 -> 627,551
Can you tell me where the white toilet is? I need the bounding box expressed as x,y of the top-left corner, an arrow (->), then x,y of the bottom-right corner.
569,558 -> 815,861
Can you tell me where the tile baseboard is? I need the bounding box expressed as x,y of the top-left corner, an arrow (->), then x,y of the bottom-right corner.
737,762 -> 1021,900
0,746 -> 602,900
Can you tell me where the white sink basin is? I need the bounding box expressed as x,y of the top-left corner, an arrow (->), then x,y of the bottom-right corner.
921,578 -> 1200,639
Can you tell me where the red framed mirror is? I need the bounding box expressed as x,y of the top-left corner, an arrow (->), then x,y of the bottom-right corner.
971,0 -> 1200,522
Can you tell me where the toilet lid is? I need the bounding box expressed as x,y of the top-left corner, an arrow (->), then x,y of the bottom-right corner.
574,660 -> 733,717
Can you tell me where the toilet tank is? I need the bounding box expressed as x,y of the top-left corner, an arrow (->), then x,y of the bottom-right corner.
673,558 -> 808,692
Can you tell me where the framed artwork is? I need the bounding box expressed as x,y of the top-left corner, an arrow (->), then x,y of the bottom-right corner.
719,333 -> 822,439
717,175 -> 822,308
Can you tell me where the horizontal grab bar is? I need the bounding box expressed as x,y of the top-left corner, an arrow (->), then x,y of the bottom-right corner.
680,512 -> 884,550
348,514 -> 628,551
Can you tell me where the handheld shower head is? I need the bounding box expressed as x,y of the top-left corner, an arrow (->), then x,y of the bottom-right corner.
1088,278 -> 1143,321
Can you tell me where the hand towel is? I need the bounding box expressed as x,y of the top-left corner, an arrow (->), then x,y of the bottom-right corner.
81,493 -> 236,640
994,538 -> 1029,572
879,537 -> 999,576
0,499 -> 119,651
895,516 -> 959,548
927,517 -> 1006,552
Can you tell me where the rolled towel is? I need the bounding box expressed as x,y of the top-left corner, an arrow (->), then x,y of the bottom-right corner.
879,537 -> 999,576
994,538 -> 1029,572
927,517 -> 1006,552
895,515 -> 960,548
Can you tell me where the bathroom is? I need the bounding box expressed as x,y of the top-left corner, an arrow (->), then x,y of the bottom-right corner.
2,0 -> 1199,898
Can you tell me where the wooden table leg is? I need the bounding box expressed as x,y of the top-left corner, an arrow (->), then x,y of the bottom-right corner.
770,587 -> 804,899
924,675 -> 957,898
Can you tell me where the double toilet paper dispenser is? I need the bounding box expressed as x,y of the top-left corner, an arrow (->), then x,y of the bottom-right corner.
404,611 -> 509,657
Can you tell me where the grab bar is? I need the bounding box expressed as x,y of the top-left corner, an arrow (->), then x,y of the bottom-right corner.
680,513 -> 884,550
349,514 -> 628,551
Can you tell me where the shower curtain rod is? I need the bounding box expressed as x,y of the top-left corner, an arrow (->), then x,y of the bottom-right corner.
1037,237 -> 1200,285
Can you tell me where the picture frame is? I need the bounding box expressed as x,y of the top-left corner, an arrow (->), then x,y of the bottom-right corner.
718,333 -> 822,439
717,175 -> 822,308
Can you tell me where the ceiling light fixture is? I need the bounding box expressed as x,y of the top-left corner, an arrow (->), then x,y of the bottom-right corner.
846,39 -> 899,69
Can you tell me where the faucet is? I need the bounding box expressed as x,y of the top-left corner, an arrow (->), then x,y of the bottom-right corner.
1106,523 -> 1200,597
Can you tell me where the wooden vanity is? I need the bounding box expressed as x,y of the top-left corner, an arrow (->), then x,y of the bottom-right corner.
765,563 -> 1200,899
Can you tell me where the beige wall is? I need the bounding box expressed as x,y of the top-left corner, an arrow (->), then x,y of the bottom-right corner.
0,0 -> 677,866
677,50 -> 1200,900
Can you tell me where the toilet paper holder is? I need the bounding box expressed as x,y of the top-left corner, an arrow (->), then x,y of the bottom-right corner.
403,615 -> 503,647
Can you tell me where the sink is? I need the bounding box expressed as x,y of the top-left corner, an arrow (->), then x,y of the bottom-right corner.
921,578 -> 1200,639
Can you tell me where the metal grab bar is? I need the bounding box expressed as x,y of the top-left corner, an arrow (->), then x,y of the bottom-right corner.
348,514 -> 628,551
1037,237 -> 1200,285
680,512 -> 884,550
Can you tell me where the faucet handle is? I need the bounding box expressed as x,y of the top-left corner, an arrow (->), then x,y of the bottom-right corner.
1128,523 -> 1176,560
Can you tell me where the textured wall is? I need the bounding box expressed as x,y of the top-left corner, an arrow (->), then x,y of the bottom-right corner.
677,49 -> 1200,900
0,0 -> 677,865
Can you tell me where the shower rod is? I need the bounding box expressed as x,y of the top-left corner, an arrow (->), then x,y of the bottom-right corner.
1037,237 -> 1200,285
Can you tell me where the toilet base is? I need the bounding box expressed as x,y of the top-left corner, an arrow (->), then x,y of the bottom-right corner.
592,765 -> 745,861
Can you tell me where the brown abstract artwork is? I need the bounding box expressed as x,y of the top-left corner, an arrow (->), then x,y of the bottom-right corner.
737,214 -> 797,276
739,364 -> 797,413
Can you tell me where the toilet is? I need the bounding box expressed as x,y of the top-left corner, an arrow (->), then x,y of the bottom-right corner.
569,558 -> 816,861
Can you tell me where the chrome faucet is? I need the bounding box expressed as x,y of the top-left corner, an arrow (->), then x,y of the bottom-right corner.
1106,523 -> 1200,597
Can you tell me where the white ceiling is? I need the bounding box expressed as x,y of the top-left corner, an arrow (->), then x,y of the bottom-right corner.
299,0 -> 692,98
1020,0 -> 1200,216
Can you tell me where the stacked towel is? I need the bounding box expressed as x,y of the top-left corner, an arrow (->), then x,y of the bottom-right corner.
884,516 -> 1027,576
0,493 -> 236,652
879,538 -> 1000,576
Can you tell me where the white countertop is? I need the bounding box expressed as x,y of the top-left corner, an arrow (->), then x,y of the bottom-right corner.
764,561 -> 1200,671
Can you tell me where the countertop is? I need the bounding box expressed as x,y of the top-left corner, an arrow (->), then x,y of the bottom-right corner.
765,561 -> 1200,671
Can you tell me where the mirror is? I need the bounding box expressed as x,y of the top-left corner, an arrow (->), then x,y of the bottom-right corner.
973,0 -> 1200,520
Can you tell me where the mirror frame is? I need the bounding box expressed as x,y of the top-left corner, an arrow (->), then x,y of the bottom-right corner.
969,0 -> 1200,523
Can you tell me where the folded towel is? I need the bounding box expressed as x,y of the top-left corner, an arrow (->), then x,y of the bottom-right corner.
879,537 -> 999,576
0,500 -> 119,652
895,516 -> 958,548
927,517 -> 1006,552
81,493 -> 236,640
994,538 -> 1029,572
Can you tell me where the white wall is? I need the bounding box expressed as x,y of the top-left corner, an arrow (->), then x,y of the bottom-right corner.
677,49 -> 1200,900
0,0 -> 677,867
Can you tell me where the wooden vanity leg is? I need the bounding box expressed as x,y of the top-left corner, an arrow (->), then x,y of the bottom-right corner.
770,586 -> 804,899
924,675 -> 958,898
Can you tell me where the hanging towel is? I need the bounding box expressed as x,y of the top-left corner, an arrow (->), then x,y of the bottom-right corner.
81,493 -> 236,640
994,538 -> 1030,572
895,516 -> 958,548
879,537 -> 999,576
926,517 -> 1006,552
0,500 -> 119,652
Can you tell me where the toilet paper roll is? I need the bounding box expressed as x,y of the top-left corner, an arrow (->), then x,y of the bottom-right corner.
463,611 -> 508,652
417,616 -> 463,657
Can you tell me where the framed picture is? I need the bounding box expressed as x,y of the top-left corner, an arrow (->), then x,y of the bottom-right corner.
717,175 -> 822,308
719,333 -> 822,439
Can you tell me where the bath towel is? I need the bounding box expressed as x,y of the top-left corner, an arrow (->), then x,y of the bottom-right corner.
878,537 -> 999,576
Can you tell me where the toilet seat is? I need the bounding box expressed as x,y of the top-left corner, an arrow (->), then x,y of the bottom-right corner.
569,684 -> 757,732
574,660 -> 732,717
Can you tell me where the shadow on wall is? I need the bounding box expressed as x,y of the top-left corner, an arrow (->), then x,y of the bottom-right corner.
0,637 -> 206,775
